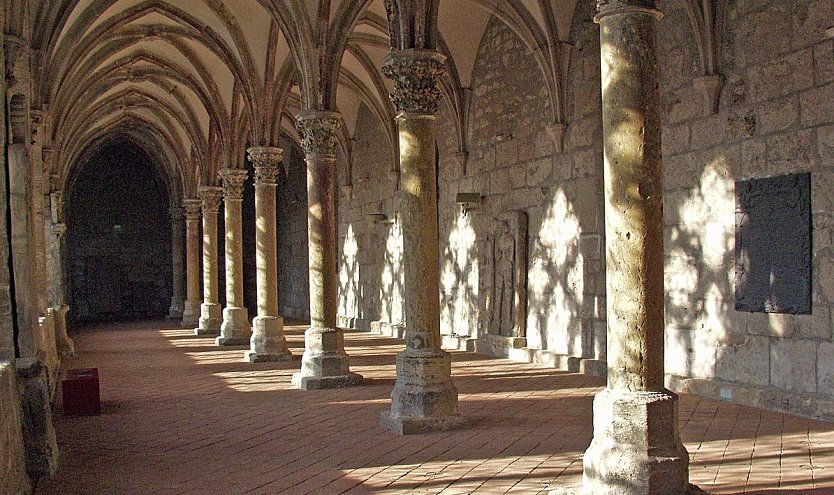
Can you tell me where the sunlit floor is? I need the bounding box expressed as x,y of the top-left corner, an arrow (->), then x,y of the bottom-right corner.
35,320 -> 833,494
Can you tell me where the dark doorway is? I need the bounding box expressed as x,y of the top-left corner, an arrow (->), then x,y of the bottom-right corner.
65,141 -> 171,322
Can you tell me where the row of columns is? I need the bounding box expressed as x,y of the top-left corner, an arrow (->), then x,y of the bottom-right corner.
160,6 -> 689,491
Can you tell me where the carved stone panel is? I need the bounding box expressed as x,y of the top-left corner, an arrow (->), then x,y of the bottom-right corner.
735,172 -> 811,314
485,211 -> 528,337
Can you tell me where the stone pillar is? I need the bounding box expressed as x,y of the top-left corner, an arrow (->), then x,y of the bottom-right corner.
195,186 -> 224,336
48,223 -> 73,357
181,199 -> 202,327
291,112 -> 362,389
216,169 -> 252,346
378,49 -> 464,434
245,147 -> 292,362
167,207 -> 185,319
580,2 -> 690,493
16,358 -> 59,478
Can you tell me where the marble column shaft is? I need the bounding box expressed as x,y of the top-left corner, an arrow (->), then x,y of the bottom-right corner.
292,112 -> 361,389
195,186 -> 224,336
181,199 -> 202,327
217,169 -> 251,346
168,207 -> 185,320
378,49 -> 464,435
245,147 -> 291,362
581,2 -> 690,494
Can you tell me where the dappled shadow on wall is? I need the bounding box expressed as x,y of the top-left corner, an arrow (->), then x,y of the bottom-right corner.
528,188 -> 584,357
665,154 -> 736,381
441,209 -> 479,338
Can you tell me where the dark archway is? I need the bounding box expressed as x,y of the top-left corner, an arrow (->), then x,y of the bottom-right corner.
65,140 -> 172,322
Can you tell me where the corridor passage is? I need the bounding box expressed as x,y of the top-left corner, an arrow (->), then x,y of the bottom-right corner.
36,321 -> 834,494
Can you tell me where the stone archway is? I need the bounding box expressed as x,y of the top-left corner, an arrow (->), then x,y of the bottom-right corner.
64,141 -> 172,323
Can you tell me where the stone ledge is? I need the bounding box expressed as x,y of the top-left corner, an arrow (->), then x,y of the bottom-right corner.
667,374 -> 834,422
339,316 -> 603,377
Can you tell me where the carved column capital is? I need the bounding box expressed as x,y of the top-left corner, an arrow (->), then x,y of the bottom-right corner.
182,199 -> 202,220
295,111 -> 343,159
595,0 -> 662,19
219,168 -> 248,200
247,146 -> 283,185
382,49 -> 446,116
4,36 -> 24,87
198,186 -> 224,213
168,207 -> 184,223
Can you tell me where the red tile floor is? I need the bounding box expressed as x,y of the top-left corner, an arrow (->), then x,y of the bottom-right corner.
35,320 -> 834,494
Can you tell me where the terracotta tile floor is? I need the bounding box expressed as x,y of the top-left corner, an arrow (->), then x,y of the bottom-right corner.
35,320 -> 834,494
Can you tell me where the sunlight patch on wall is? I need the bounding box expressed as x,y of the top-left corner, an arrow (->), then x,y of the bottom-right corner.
380,219 -> 404,325
665,155 -> 736,379
339,223 -> 359,318
440,210 -> 479,337
527,189 -> 584,355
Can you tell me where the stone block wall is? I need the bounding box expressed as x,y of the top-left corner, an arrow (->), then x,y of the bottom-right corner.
333,0 -> 834,419
337,103 -> 401,330
277,142 -> 311,321
0,361 -> 31,495
336,11 -> 607,371
660,0 -> 834,419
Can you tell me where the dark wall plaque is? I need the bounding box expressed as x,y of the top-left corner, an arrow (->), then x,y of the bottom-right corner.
735,172 -> 811,314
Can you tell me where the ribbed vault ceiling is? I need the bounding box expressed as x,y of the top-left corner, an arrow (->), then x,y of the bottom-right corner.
21,0 -> 579,199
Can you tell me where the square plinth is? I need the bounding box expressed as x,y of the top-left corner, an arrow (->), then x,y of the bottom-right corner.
379,410 -> 467,435
292,372 -> 363,390
244,351 -> 294,363
216,336 -> 250,346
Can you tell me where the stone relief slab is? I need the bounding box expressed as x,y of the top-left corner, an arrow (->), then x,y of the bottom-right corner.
484,210 -> 528,337
735,172 -> 811,314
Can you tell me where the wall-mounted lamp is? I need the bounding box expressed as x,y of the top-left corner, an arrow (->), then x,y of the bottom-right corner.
456,192 -> 483,214
367,212 -> 395,225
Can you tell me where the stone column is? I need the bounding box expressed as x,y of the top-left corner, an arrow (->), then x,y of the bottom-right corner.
216,169 -> 252,346
181,199 -> 202,327
378,50 -> 464,434
167,207 -> 185,320
580,2 -> 690,493
48,223 -> 73,357
195,186 -> 224,336
245,147 -> 292,362
291,112 -> 362,389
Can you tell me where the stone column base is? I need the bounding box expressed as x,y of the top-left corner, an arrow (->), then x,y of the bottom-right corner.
380,348 -> 465,435
245,315 -> 292,362
167,296 -> 184,320
54,305 -> 75,357
216,306 -> 251,346
581,388 -> 689,495
194,303 -> 222,336
181,299 -> 200,327
291,326 -> 362,390
379,409 -> 466,435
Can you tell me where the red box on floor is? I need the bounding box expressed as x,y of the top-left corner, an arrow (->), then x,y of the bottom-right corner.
62,368 -> 100,416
